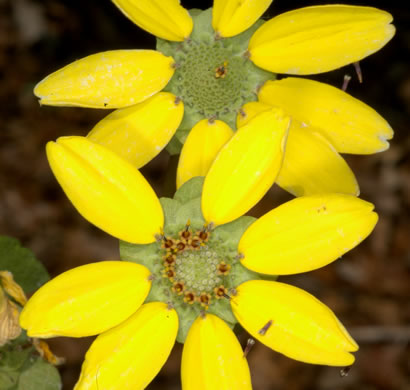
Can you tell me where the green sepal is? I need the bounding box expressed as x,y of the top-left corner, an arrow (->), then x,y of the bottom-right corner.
0,236 -> 49,295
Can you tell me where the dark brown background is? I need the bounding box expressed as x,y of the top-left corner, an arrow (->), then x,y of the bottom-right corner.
0,0 -> 409,389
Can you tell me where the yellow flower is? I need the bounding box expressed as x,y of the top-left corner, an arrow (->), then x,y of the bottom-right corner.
21,124 -> 378,389
34,0 -> 395,197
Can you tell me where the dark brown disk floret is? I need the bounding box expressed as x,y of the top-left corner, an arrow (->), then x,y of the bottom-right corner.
217,261 -> 231,275
199,293 -> 211,309
183,291 -> 196,304
214,285 -> 228,299
172,282 -> 185,295
163,253 -> 176,267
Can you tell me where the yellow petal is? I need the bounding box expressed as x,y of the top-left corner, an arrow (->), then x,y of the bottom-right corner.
20,261 -> 151,338
176,119 -> 234,189
277,121 -> 359,196
231,280 -> 358,366
249,5 -> 395,74
112,0 -> 193,41
202,108 -> 289,226
236,101 -> 271,128
212,0 -> 273,38
46,136 -> 163,244
239,194 -> 377,275
259,78 -> 393,154
87,92 -> 184,168
74,302 -> 178,390
181,313 -> 252,390
34,50 -> 175,108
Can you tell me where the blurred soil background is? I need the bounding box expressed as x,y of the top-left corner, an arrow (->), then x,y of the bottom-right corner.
0,0 -> 409,389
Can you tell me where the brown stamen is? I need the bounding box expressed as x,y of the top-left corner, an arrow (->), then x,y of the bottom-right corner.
258,320 -> 273,336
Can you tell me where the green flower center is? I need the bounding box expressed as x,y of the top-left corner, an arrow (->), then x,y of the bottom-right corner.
170,41 -> 248,119
156,8 -> 275,153
120,178 -> 263,343
174,247 -> 222,294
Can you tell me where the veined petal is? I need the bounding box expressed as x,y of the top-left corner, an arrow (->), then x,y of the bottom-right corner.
87,92 -> 184,168
112,0 -> 193,41
259,78 -> 393,154
181,313 -> 252,390
176,119 -> 234,189
20,261 -> 151,338
74,302 -> 178,390
238,194 -> 377,275
34,50 -> 175,108
249,5 -> 395,74
202,108 -> 289,226
46,136 -> 163,244
231,280 -> 358,366
277,121 -> 359,196
237,101 -> 271,128
212,0 -> 273,38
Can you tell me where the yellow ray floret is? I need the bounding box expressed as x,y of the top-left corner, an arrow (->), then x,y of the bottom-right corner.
238,194 -> 377,275
276,121 -> 359,196
177,119 -> 234,189
87,92 -> 184,168
232,280 -> 358,366
248,5 -> 395,75
202,108 -> 289,226
46,136 -> 164,244
212,0 -> 273,38
236,101 -> 271,128
259,77 -> 393,154
237,102 -> 359,196
112,0 -> 193,41
34,50 -> 175,108
20,262 -> 151,338
181,313 -> 252,390
74,302 -> 178,390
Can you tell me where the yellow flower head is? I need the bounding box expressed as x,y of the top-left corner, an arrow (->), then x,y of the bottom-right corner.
20,133 -> 378,389
33,0 -> 395,197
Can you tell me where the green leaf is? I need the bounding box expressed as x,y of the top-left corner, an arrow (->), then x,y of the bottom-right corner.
0,236 -> 49,295
0,348 -> 32,371
17,358 -> 61,390
0,368 -> 19,389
